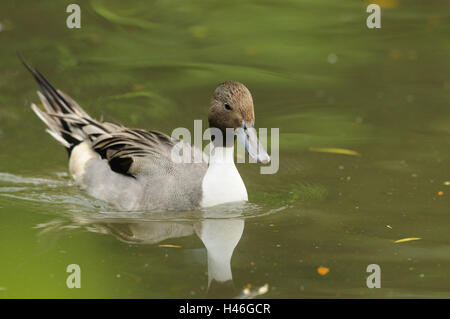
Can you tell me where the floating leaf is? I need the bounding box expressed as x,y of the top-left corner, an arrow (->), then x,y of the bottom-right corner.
158,244 -> 182,248
309,147 -> 361,156
239,284 -> 269,299
394,238 -> 421,243
258,284 -> 269,294
317,266 -> 330,276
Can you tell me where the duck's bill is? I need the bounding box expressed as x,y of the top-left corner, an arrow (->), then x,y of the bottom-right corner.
237,122 -> 271,164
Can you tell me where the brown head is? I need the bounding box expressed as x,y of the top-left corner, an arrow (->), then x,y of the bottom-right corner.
208,81 -> 254,132
208,81 -> 270,163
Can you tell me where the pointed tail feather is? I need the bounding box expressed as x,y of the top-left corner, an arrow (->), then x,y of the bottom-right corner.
19,53 -> 92,155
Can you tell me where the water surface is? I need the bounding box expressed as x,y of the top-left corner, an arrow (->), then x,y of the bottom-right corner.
0,0 -> 449,298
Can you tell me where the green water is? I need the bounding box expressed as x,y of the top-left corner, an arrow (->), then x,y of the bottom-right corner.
0,0 -> 449,298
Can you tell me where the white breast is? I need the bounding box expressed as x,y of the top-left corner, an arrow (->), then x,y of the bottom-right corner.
200,146 -> 248,208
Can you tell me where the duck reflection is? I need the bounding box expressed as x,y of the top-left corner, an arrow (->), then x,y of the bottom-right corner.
195,218 -> 244,297
80,211 -> 244,298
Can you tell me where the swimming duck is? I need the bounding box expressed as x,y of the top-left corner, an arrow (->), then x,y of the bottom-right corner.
22,59 -> 270,211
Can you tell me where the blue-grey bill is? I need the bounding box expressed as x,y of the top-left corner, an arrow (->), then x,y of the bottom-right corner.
237,126 -> 270,164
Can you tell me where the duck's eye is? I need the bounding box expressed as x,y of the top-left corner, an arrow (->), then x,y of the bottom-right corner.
224,103 -> 232,110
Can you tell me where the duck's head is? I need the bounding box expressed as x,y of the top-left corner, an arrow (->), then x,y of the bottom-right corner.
208,81 -> 270,164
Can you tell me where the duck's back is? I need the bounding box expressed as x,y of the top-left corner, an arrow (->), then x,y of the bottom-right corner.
73,137 -> 208,211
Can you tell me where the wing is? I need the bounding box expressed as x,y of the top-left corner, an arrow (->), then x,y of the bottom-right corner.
91,127 -> 180,177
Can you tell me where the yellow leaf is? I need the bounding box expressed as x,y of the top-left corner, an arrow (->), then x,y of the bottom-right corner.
317,266 -> 330,276
158,244 -> 182,248
309,147 -> 361,156
394,237 -> 421,243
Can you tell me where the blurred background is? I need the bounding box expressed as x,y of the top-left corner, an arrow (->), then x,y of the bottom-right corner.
0,0 -> 449,298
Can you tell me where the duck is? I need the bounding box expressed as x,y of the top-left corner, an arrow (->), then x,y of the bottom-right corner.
21,58 -> 270,211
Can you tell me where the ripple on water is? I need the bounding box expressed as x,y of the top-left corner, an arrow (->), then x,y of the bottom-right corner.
0,172 -> 288,229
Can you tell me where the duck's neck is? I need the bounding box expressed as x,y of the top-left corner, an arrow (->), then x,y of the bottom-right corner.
208,131 -> 236,164
200,140 -> 248,208
209,144 -> 235,165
